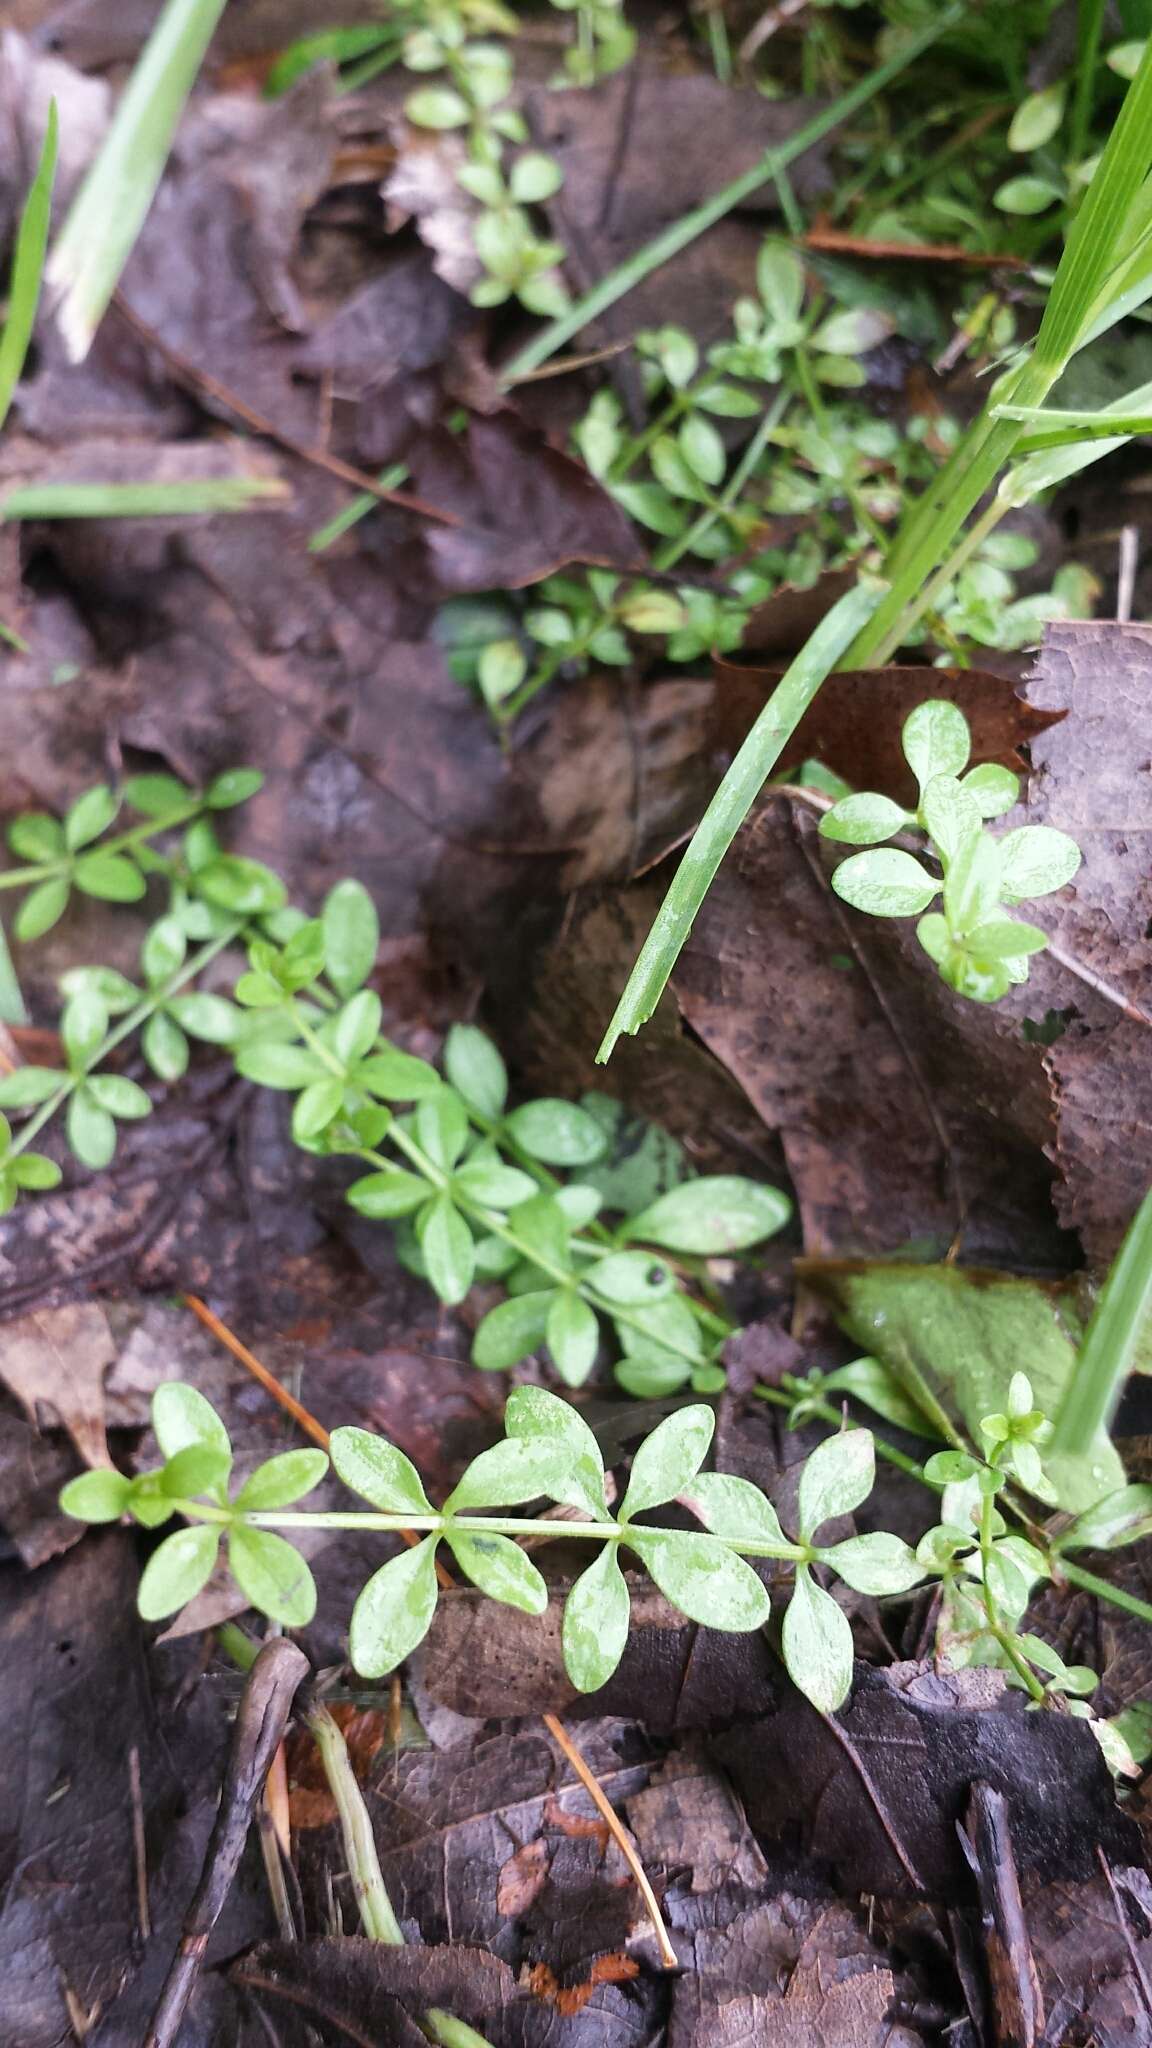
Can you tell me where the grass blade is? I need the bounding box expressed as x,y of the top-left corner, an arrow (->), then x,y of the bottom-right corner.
1052,1188 -> 1152,1456
0,102 -> 58,432
46,0 -> 227,362
597,583 -> 880,1058
0,478 -> 286,521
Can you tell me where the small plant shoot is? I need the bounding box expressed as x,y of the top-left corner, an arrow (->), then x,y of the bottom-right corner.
820,700 -> 1081,1002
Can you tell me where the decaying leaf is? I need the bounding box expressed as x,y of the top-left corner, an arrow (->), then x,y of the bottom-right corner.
0,1301 -> 115,1468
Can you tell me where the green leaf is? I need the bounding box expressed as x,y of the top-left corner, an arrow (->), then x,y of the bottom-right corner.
504,1383 -> 609,1518
195,856 -> 287,916
1008,83 -> 1066,152
356,1049 -> 443,1100
831,848 -> 939,918
820,1357 -> 939,1436
901,699 -> 970,793
137,1524 -> 221,1621
9,1152 -> 62,1191
167,993 -> 240,1043
417,1194 -> 475,1304
141,915 -> 187,985
348,1536 -> 441,1676
321,878 -> 379,996
821,1531 -> 924,1595
160,1443 -> 232,1499
329,990 -> 382,1068
0,1065 -> 64,1106
59,1468 -> 131,1522
505,1099 -> 607,1167
966,918 -> 1049,959
943,829 -> 1003,933
228,1525 -> 317,1625
143,1011 -> 189,1081
330,1426 -> 433,1513
586,1250 -> 674,1305
614,1352 -> 693,1398
819,792 -> 910,846
797,1429 -> 874,1538
920,775 -> 982,863
679,1471 -> 787,1546
757,238 -> 805,325
443,1437 -> 564,1513
628,1527 -> 770,1629
234,1043 -> 326,1090
810,307 -> 891,354
122,772 -> 191,817
60,965 -> 139,1012
205,768 -> 263,810
453,1158 -> 538,1208
85,1073 -> 151,1119
292,1075 -> 346,1141
73,852 -> 146,902
472,1290 -> 553,1371
346,1169 -> 429,1218
678,413 -> 726,487
14,877 -> 70,941
416,1091 -> 469,1170
546,1289 -> 600,1387
995,174 -> 1062,215
406,84 -> 470,126
619,1405 -> 714,1520
563,1545 -> 630,1690
64,784 -> 118,851
626,1175 -> 791,1254
442,1023 -> 508,1119
997,825 -> 1081,901
961,763 -> 1020,819
506,1192 -> 571,1273
781,1565 -> 854,1712
447,1529 -> 548,1612
234,1449 -> 329,1510
8,812 -> 65,861
61,988 -> 108,1067
67,1088 -> 116,1169
153,1381 -> 233,1465
616,1291 -> 704,1369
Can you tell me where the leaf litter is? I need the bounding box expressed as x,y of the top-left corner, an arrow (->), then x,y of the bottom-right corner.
1,7 -> 1152,2046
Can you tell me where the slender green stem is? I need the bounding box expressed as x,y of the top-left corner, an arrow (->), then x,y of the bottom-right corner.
1060,1557 -> 1152,1629
6,921 -> 242,1161
175,1498 -> 805,1559
501,5 -> 967,381
597,581 -> 881,1055
306,1704 -> 405,1944
978,1482 -> 1045,1701
0,798 -> 203,891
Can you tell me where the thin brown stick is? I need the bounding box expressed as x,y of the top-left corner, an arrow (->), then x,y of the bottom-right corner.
180,1296 -> 452,1585
541,1711 -> 678,1969
128,1745 -> 151,1941
144,1638 -> 309,2048
111,294 -> 460,527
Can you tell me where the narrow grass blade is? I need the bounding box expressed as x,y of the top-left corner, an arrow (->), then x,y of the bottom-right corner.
501,2 -> 967,382
0,102 -> 58,432
0,479 -> 285,522
46,0 -> 227,362
1052,1188 -> 1152,1457
597,583 -> 881,1058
